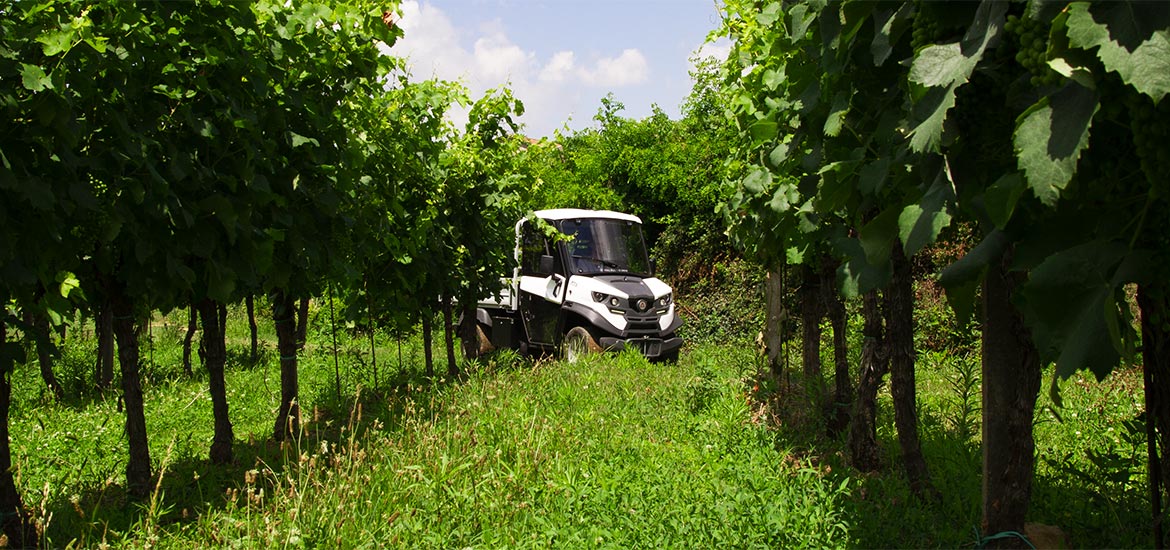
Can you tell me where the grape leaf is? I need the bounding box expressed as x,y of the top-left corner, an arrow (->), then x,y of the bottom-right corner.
835,235 -> 891,298
858,206 -> 899,268
909,43 -> 970,88
57,272 -> 80,298
870,6 -> 905,66
749,120 -> 778,147
908,84 -> 958,153
938,229 -> 1009,324
742,166 -> 771,195
789,3 -> 815,42
757,2 -> 781,26
858,158 -> 889,197
290,131 -> 319,148
1013,82 -> 1098,207
1018,240 -> 1146,381
37,29 -> 73,57
823,92 -> 849,137
907,0 -> 1006,152
19,63 -> 52,92
1065,1 -> 1170,103
984,172 -> 1026,229
768,141 -> 790,167
768,180 -> 799,213
898,165 -> 955,258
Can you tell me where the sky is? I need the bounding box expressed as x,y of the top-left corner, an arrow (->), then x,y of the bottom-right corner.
385,0 -> 730,138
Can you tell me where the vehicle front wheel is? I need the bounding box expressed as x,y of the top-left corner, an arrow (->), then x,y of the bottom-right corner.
562,326 -> 600,363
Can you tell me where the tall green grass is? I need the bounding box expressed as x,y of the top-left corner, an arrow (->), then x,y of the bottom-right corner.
10,309 -> 854,547
7,298 -> 1155,548
151,348 -> 852,548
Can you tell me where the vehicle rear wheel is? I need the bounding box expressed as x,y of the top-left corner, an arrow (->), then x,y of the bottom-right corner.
563,326 -> 600,363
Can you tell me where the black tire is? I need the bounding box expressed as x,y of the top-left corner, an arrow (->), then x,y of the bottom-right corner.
562,326 -> 600,363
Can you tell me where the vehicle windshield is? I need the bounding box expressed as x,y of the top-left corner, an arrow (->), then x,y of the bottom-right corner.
559,218 -> 651,276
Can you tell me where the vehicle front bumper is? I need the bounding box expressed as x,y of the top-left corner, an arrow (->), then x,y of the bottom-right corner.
598,335 -> 683,359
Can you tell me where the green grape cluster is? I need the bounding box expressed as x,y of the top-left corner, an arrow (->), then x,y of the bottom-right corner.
954,76 -> 1013,168
1004,14 -> 1060,88
1098,76 -> 1130,122
1126,91 -> 1170,198
911,2 -> 943,51
1076,86 -> 1143,206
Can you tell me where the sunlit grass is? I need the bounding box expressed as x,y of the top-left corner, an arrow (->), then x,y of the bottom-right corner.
7,302 -> 1153,548
10,310 -> 853,548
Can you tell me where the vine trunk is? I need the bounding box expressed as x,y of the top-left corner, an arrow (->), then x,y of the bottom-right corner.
0,320 -> 30,548
110,286 -> 152,498
273,290 -> 300,441
886,243 -> 937,501
1140,282 -> 1170,548
198,299 -> 233,464
849,289 -> 887,472
980,248 -> 1041,547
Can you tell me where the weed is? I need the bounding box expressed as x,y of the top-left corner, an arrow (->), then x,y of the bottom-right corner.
921,350 -> 981,443
685,358 -> 720,414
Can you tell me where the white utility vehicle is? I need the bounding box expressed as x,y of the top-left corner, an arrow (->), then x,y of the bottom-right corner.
471,209 -> 683,361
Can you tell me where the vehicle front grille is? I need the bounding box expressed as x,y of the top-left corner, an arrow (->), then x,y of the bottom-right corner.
624,316 -> 659,335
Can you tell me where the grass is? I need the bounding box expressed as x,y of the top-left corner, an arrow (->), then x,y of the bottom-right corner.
4,298 -> 1157,548
182,349 -> 852,548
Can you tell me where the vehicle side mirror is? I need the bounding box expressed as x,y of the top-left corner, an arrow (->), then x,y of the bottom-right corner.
539,254 -> 555,275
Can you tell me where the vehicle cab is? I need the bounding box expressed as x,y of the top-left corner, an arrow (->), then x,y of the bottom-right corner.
474,209 -> 683,361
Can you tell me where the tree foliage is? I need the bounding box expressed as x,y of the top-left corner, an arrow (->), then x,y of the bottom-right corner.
718,0 -> 1169,396
716,0 -> 1170,541
0,0 -> 536,530
524,59 -> 740,286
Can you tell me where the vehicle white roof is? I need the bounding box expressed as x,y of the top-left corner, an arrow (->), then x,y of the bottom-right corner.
534,208 -> 642,224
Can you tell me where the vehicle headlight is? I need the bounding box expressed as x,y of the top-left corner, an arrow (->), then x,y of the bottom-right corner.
592,291 -> 606,302
609,297 -> 621,308
658,294 -> 672,306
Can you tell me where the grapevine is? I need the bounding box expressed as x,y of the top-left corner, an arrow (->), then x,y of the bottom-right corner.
911,1 -> 956,51
1076,77 -> 1145,209
954,74 -> 1015,175
1004,14 -> 1061,88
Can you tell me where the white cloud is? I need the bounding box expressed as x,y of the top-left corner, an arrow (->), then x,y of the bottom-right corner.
578,49 -> 649,87
387,1 -> 652,136
539,51 -> 576,83
473,33 -> 533,82
694,38 -> 732,63
388,1 -> 467,81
